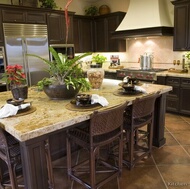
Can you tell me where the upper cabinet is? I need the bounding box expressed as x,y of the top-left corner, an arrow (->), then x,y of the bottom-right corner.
94,12 -> 126,52
47,11 -> 74,45
172,0 -> 190,51
0,4 -> 74,45
74,12 -> 126,53
73,15 -> 94,53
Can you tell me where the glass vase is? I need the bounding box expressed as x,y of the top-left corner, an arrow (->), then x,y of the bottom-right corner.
87,64 -> 105,89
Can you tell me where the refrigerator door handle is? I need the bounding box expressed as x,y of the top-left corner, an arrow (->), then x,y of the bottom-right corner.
22,39 -> 31,86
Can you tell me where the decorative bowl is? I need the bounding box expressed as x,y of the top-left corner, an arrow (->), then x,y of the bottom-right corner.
76,94 -> 92,105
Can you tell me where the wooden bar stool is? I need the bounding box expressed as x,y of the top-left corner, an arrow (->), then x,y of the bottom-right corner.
0,128 -> 55,189
123,92 -> 160,169
0,127 -> 24,189
66,102 -> 128,189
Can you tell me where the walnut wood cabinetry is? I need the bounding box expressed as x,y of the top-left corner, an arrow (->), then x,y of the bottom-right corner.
73,15 -> 94,53
180,78 -> 190,114
104,71 -> 117,79
74,12 -> 126,53
157,76 -> 190,115
47,12 -> 73,44
172,0 -> 190,51
94,12 -> 126,52
166,77 -> 180,113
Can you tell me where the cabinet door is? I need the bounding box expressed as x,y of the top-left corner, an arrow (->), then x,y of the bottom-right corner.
179,78 -> 190,115
2,9 -> 26,23
73,16 -> 94,53
94,17 -> 106,52
94,12 -> 126,52
47,12 -> 73,44
47,13 -> 65,44
26,12 -> 46,24
106,13 -> 126,52
166,77 -> 180,112
173,2 -> 189,50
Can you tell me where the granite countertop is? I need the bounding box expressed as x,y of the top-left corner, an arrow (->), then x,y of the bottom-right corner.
0,79 -> 172,142
156,71 -> 190,78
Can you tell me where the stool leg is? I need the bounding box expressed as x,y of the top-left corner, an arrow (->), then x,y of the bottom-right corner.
66,135 -> 72,178
90,146 -> 96,189
6,162 -> 19,189
44,139 -> 55,189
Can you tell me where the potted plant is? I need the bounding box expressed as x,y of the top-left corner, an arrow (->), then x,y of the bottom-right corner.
85,5 -> 98,16
92,54 -> 107,67
39,0 -> 57,9
27,47 -> 92,99
27,0 -> 92,100
2,64 -> 28,99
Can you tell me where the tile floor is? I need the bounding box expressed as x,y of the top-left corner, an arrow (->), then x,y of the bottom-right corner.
52,113 -> 190,189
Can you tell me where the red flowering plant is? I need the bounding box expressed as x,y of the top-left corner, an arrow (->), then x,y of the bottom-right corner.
2,64 -> 27,88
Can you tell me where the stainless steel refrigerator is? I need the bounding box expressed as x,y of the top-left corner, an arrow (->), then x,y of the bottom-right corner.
3,23 -> 50,87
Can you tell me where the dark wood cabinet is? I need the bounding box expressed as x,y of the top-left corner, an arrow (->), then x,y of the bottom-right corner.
2,8 -> 46,24
47,12 -> 73,45
179,78 -> 190,115
26,11 -> 46,24
2,9 -> 26,23
73,12 -> 126,53
157,76 -> 190,115
166,77 -> 180,113
73,15 -> 94,53
94,12 -> 126,52
104,71 -> 117,79
172,0 -> 190,50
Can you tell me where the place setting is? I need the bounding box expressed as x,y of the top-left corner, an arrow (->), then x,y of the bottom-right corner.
65,93 -> 109,111
0,98 -> 36,119
113,76 -> 147,96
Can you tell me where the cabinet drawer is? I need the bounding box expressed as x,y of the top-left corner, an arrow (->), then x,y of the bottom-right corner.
167,86 -> 180,98
166,98 -> 179,112
181,78 -> 190,86
166,77 -> 180,86
2,10 -> 26,23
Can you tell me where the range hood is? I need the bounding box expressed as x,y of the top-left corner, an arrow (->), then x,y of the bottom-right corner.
112,0 -> 174,39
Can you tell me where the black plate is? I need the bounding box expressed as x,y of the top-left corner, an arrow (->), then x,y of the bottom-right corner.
7,98 -> 24,106
70,100 -> 98,107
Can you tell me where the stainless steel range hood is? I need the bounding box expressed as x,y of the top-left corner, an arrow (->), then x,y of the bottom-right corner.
112,0 -> 174,39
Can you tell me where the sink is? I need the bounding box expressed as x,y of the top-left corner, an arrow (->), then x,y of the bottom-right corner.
168,68 -> 188,73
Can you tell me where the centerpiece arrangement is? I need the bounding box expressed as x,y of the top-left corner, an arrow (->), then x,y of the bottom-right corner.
2,64 -> 28,99
28,0 -> 92,99
87,54 -> 107,89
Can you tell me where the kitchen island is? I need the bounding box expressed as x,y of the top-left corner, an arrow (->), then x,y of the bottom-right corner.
0,79 -> 172,189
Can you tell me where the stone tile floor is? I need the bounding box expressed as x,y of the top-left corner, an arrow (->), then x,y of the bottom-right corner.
52,113 -> 190,189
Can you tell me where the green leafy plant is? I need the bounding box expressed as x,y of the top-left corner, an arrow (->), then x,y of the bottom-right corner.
92,54 -> 107,64
39,0 -> 57,9
185,52 -> 190,60
27,47 -> 91,91
85,5 -> 98,16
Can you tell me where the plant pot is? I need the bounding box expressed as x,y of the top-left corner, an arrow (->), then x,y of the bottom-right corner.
11,85 -> 28,100
43,84 -> 80,100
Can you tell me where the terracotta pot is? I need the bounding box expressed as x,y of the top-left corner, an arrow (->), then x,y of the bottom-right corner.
43,84 -> 80,100
11,85 -> 28,100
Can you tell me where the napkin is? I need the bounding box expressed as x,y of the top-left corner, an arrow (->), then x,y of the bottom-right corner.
134,86 -> 147,93
91,94 -> 109,107
0,103 -> 30,119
